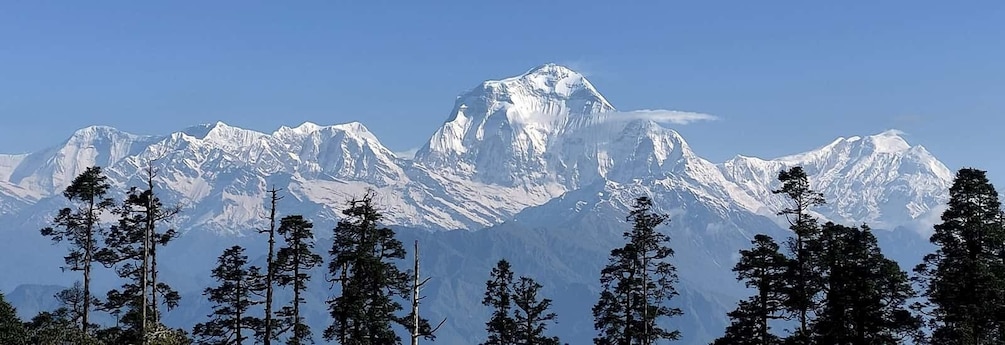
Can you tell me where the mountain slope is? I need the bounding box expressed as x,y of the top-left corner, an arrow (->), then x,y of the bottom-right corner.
719,129 -> 952,230
0,64 -> 952,234
0,63 -> 957,345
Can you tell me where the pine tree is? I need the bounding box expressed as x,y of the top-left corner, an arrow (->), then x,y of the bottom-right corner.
53,281 -> 101,332
324,192 -> 423,345
913,168 -> 1005,344
39,166 -> 115,333
193,246 -> 266,345
712,300 -> 782,345
259,186 -> 282,345
0,293 -> 29,345
771,166 -> 825,341
482,259 -> 561,345
483,259 -> 516,345
711,234 -> 787,345
812,223 -> 921,344
97,165 -> 182,343
274,215 -> 323,344
512,276 -> 561,345
593,196 -> 682,345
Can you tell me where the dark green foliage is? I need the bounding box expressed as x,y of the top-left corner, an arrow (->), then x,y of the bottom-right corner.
812,223 -> 920,344
712,234 -> 787,345
98,323 -> 192,345
193,246 -> 266,345
913,168 -> 1005,344
593,196 -> 682,345
772,166 -> 825,338
712,300 -> 782,345
482,259 -> 516,345
24,308 -> 102,345
0,293 -> 29,345
39,166 -> 115,333
324,192 -> 421,345
274,215 -> 323,344
96,178 -> 182,342
481,259 -> 562,345
512,276 -> 561,345
54,281 -> 101,333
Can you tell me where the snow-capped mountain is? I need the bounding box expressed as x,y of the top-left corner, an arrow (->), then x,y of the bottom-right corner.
720,130 -> 952,230
416,63 -> 615,186
0,63 -> 958,345
0,64 -> 952,235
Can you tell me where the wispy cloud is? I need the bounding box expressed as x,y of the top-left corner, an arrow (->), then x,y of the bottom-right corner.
556,59 -> 595,76
394,148 -> 419,160
601,109 -> 720,125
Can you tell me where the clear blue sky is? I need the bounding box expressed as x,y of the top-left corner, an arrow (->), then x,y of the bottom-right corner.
2,1 -> 1004,180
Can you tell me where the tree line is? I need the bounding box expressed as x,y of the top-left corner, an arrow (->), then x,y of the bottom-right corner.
0,164 -> 1002,345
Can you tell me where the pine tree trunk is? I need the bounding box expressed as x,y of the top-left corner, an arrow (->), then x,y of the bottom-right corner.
625,265 -> 635,345
141,165 -> 155,345
264,188 -> 279,345
83,197 -> 94,334
236,278 -> 244,345
152,240 -> 159,326
642,234 -> 650,345
293,237 -> 302,344
412,240 -> 420,345
142,194 -> 151,345
796,197 -> 807,336
149,172 -> 160,329
759,273 -> 768,345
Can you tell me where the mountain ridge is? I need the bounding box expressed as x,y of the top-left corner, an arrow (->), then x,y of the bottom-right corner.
0,63 -> 958,344
0,63 -> 951,234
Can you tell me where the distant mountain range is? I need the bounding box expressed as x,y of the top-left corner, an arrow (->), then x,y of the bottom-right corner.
0,64 -> 952,344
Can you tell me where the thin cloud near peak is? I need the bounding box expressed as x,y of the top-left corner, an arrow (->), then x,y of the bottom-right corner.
602,109 -> 720,125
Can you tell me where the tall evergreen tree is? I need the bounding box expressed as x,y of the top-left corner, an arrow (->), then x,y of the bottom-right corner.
512,276 -> 561,345
193,246 -> 266,345
483,259 -> 516,345
482,259 -> 561,345
39,166 -> 115,333
258,186 -> 283,345
324,192 -> 424,345
711,234 -> 787,345
97,165 -> 183,344
771,166 -> 825,341
592,196 -> 682,345
0,293 -> 28,345
274,215 -> 323,345
913,168 -> 1005,344
812,223 -> 920,344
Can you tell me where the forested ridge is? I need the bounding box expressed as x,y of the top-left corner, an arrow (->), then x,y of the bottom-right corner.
1,164 -> 1000,345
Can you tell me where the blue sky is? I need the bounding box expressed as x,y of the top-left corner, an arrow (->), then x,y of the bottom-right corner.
2,1 -> 1004,180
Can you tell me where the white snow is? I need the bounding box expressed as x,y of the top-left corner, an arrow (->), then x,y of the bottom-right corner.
0,64 -> 954,233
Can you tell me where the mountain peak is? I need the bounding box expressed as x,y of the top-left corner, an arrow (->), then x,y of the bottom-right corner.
417,63 -> 617,174
68,125 -> 134,142
180,121 -> 265,150
476,63 -> 608,105
331,121 -> 370,134
520,63 -> 580,78
865,129 -> 910,153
